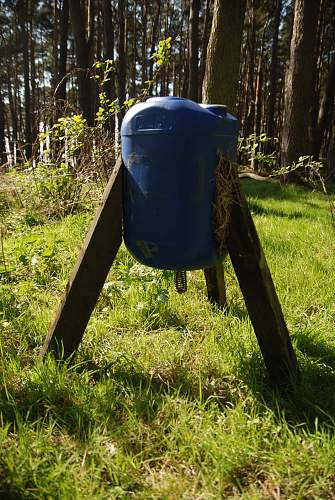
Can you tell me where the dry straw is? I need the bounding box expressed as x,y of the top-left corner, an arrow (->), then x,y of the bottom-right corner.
213,151 -> 238,257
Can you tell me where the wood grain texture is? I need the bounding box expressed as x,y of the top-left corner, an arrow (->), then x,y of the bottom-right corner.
226,167 -> 299,387
204,263 -> 227,308
40,157 -> 123,359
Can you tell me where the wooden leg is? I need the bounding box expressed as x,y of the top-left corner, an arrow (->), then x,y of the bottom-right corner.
204,262 -> 227,308
226,171 -> 299,387
40,157 -> 124,359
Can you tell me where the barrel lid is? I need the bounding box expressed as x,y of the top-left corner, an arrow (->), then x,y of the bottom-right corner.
146,96 -> 187,103
121,96 -> 238,136
200,104 -> 228,117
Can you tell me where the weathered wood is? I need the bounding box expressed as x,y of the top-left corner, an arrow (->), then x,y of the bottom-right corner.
204,263 -> 227,308
41,157 -> 123,359
226,168 -> 299,387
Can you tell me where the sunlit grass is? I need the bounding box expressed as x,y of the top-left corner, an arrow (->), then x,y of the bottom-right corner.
1,179 -> 335,498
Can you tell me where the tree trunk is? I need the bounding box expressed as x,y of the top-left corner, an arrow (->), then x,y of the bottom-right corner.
281,0 -> 320,168
266,0 -> 282,143
7,68 -> 17,144
29,8 -> 37,143
17,0 -> 32,158
202,0 -> 246,113
181,5 -> 190,98
198,0 -> 212,102
69,0 -> 94,125
55,0 -> 69,103
148,0 -> 161,83
243,0 -> 257,137
103,0 -> 116,99
252,30 -> 265,171
52,0 -> 59,94
188,0 -> 200,101
141,0 -> 148,86
118,0 -> 126,118
0,86 -> 6,166
88,0 -> 96,119
309,0 -> 326,157
313,53 -> 335,158
327,117 -> 335,179
202,0 -> 246,308
131,0 -> 137,96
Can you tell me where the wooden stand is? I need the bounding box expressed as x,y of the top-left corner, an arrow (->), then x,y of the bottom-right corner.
41,156 -> 299,387
204,263 -> 227,308
40,158 -> 123,358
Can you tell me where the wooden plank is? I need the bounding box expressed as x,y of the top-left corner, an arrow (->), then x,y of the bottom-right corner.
225,167 -> 299,387
40,157 -> 124,359
204,263 -> 227,308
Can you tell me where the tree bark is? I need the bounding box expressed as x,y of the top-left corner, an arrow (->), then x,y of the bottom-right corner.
29,7 -> 37,142
55,0 -> 69,103
252,31 -> 265,171
148,0 -> 161,83
266,0 -> 282,143
103,0 -> 114,62
188,0 -> 200,101
52,0 -> 59,94
141,0 -> 148,86
202,0 -> 246,308
243,0 -> 257,137
88,0 -> 97,119
17,0 -> 32,157
7,68 -> 17,144
202,0 -> 246,113
0,86 -> 6,166
118,0 -> 126,118
103,0 -> 116,99
309,0 -> 326,157
252,16 -> 270,172
198,0 -> 212,102
327,117 -> 335,179
313,53 -> 335,158
131,0 -> 137,96
69,0 -> 94,125
181,5 -> 190,98
281,0 -> 320,168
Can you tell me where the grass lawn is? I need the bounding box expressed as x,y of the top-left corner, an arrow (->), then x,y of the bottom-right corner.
1,177 -> 335,498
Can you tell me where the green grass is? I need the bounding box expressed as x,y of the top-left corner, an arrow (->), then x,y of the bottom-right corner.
1,178 -> 335,498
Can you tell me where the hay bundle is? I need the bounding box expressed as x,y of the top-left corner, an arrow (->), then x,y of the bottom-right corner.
213,151 -> 237,257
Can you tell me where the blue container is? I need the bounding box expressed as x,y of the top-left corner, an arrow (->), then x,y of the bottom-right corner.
121,97 -> 239,270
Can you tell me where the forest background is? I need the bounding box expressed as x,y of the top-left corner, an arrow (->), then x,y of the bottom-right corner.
0,0 -> 334,180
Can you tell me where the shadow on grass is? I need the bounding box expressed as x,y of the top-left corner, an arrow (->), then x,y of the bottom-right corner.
235,333 -> 335,429
0,352 -> 251,440
2,333 -> 335,438
241,178 -> 305,200
295,330 -> 335,364
0,374 -> 93,439
225,303 -> 249,320
241,178 -> 334,210
248,199 -> 306,220
292,332 -> 335,423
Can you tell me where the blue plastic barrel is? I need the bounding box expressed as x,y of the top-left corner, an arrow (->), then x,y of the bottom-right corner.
121,96 -> 239,270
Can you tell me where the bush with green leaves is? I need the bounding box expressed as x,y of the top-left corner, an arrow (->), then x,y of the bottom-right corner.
2,37 -> 174,222
238,133 -> 278,171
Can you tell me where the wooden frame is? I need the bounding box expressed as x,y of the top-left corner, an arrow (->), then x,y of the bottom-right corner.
41,155 -> 299,387
40,157 -> 123,358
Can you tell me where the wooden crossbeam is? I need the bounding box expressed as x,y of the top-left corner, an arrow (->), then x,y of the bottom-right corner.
40,157 -> 123,359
